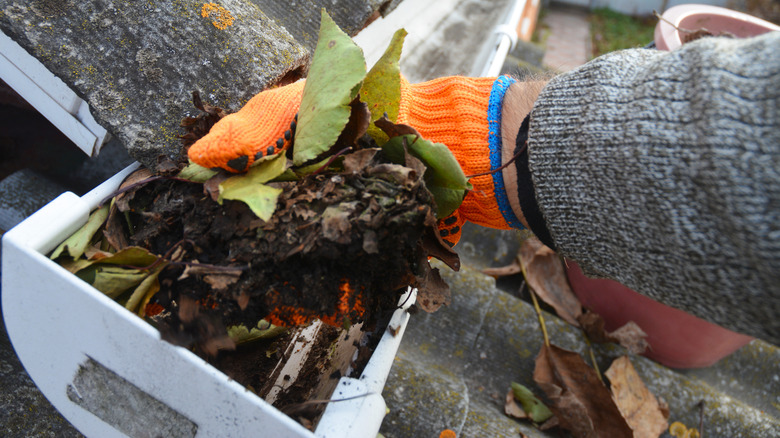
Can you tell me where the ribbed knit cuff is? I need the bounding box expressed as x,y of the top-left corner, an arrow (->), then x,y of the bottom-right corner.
513,115 -> 555,249
398,75 -> 511,230
488,75 -> 525,229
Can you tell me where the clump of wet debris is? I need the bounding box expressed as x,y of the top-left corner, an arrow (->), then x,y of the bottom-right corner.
123,136 -> 456,353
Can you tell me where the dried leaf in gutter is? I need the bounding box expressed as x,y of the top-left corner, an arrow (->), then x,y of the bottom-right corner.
482,258 -> 522,277
605,356 -> 668,438
519,237 -> 582,327
178,160 -> 220,183
126,265 -> 166,316
510,382 -> 553,423
50,204 -> 109,260
578,310 -> 649,355
334,98 -> 371,148
114,168 -> 154,212
104,199 -> 129,251
414,263 -> 451,313
505,389 -> 528,419
76,265 -> 150,299
180,91 -> 229,148
534,343 -> 633,438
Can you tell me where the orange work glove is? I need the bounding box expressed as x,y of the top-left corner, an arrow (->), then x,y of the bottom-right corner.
188,75 -> 524,246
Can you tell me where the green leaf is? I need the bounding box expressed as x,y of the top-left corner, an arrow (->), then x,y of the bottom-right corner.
293,9 -> 366,166
227,320 -> 287,344
178,160 -> 219,183
383,134 -> 471,218
92,246 -> 160,267
361,28 -> 406,144
68,246 -> 162,299
511,382 -> 553,423
61,246 -> 160,280
77,265 -> 150,299
218,153 -> 287,220
293,155 -> 332,176
51,205 -> 110,260
125,265 -> 166,315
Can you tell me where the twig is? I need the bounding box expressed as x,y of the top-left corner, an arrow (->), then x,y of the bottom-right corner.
98,175 -> 204,207
465,142 -> 527,178
583,335 -> 603,384
280,391 -> 376,415
311,146 -> 353,175
167,261 -> 249,271
698,400 -> 706,438
653,10 -> 717,38
522,263 -> 550,347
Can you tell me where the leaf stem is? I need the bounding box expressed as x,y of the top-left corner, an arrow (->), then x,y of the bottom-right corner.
465,142 -> 527,178
583,335 -> 603,384
522,263 -> 550,347
99,175 -> 203,208
311,146 -> 353,175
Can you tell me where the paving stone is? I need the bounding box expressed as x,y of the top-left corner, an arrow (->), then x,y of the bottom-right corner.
540,4 -> 592,71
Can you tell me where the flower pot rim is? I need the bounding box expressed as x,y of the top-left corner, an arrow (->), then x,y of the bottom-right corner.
654,3 -> 780,51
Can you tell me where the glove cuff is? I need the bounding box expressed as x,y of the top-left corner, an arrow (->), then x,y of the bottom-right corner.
399,75 -> 519,230
488,75 -> 525,229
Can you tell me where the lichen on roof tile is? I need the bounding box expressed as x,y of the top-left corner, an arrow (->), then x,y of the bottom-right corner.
251,0 -> 403,51
0,0 -> 309,171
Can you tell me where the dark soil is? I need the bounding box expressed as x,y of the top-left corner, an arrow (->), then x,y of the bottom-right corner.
124,150 -> 438,335
107,144 -> 457,426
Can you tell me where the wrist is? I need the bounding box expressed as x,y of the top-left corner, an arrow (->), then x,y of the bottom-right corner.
500,80 -> 547,230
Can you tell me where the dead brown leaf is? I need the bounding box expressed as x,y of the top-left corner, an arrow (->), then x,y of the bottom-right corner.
415,264 -> 451,313
178,296 -> 199,323
84,246 -> 114,260
177,262 -> 244,282
180,91 -> 230,148
534,343 -> 633,438
374,114 -> 421,138
505,389 -> 528,420
156,156 -> 182,175
482,259 -> 522,277
335,98 -> 371,147
203,273 -> 241,291
203,172 -> 229,202
234,291 -> 250,310
520,238 -> 582,326
605,356 -> 668,438
103,202 -> 129,251
114,168 -> 154,212
342,148 -> 379,174
420,210 -> 460,271
578,310 -> 649,355
202,335 -> 237,356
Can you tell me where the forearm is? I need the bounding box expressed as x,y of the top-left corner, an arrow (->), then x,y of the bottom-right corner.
514,32 -> 780,342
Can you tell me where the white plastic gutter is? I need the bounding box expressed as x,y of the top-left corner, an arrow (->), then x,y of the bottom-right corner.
0,30 -> 109,157
480,0 -> 532,77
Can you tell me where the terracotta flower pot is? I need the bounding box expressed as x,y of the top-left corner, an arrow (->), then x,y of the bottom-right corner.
654,3 -> 780,51
566,262 -> 752,369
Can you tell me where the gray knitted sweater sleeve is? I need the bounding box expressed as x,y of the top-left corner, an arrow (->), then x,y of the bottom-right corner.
526,32 -> 780,344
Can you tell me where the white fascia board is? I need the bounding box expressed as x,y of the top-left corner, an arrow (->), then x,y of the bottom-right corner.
0,30 -> 108,156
